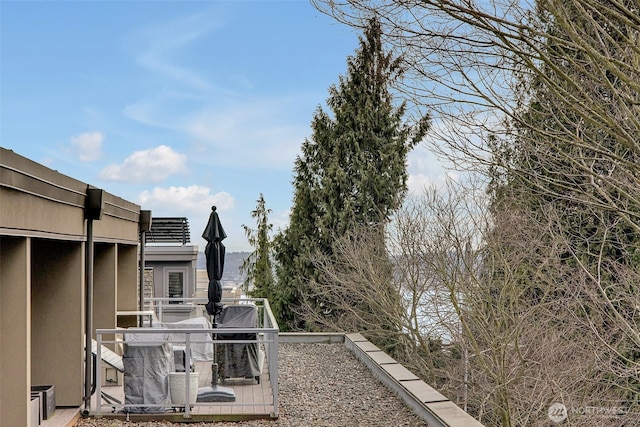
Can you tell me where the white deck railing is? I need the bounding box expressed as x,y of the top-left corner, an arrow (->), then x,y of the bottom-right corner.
94,298 -> 279,419
147,296 -> 274,327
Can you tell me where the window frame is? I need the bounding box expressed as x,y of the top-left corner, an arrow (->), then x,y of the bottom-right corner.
163,267 -> 188,303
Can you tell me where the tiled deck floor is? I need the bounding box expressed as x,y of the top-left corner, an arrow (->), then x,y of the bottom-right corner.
192,360 -> 275,416
96,360 -> 275,416
41,360 -> 275,426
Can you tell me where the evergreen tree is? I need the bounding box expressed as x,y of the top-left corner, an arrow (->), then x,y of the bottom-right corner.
273,18 -> 429,331
240,194 -> 275,300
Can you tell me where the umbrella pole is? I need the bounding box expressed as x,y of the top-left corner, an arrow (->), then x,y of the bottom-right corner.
197,312 -> 236,402
211,313 -> 219,387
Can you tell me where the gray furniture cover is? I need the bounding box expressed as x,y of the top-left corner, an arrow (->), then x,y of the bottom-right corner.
161,316 -> 214,363
122,332 -> 173,413
215,304 -> 261,382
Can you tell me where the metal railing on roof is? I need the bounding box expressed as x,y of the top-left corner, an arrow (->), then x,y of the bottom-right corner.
93,298 -> 279,420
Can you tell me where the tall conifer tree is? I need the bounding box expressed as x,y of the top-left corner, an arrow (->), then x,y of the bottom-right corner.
240,193 -> 274,300
272,18 -> 429,330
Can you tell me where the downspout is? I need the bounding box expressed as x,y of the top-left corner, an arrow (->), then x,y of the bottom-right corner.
139,229 -> 145,322
139,211 -> 152,325
83,188 -> 104,417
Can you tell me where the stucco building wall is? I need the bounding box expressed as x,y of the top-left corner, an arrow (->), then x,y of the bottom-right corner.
0,148 -> 145,427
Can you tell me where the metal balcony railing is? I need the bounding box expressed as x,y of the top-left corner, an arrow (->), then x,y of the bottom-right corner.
94,298 -> 279,420
147,297 -> 273,327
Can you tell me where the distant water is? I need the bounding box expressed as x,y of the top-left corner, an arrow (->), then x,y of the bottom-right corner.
198,251 -> 250,282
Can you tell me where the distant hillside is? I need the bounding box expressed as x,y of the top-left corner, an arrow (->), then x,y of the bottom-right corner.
197,251 -> 250,282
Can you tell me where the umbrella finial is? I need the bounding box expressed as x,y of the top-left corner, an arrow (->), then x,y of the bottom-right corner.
212,206 -> 217,212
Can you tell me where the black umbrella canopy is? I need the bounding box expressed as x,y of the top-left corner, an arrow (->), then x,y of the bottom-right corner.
203,206 -> 227,316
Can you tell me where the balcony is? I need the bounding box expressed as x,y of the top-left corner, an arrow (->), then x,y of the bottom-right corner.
92,297 -> 279,421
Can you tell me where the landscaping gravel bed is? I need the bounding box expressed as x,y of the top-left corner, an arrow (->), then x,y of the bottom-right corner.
75,342 -> 425,427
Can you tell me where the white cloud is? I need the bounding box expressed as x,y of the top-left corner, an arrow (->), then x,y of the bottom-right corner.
122,100 -> 167,128
100,145 -> 186,183
406,147 -> 453,194
123,97 -> 307,171
271,208 -> 291,232
407,171 -> 459,195
138,185 -> 234,214
138,185 -> 236,249
185,102 -> 305,169
128,9 -> 222,92
121,8 -> 313,174
70,131 -> 104,161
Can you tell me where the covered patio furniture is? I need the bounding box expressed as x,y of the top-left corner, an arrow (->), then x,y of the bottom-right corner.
161,316 -> 214,371
122,331 -> 173,413
215,304 -> 262,383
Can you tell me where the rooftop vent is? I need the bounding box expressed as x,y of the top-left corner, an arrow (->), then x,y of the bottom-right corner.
147,217 -> 191,245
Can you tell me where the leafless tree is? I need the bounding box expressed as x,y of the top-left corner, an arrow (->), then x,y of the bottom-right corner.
310,2 -> 640,425
301,176 -> 640,425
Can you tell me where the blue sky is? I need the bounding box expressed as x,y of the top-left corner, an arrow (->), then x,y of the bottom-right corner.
1,0 -> 447,252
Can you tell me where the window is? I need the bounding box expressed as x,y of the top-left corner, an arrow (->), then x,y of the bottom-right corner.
167,270 -> 185,304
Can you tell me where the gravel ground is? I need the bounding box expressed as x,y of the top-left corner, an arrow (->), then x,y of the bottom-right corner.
75,342 -> 426,427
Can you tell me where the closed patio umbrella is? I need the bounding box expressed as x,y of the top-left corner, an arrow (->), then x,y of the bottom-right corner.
198,205 -> 235,402
203,205 -> 226,317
